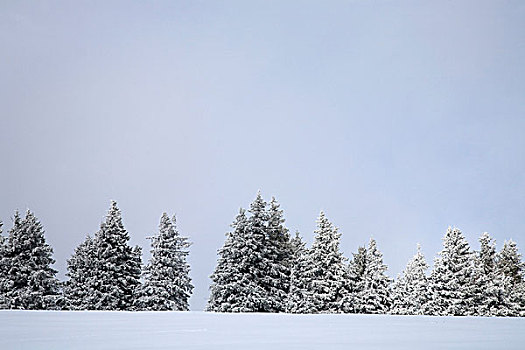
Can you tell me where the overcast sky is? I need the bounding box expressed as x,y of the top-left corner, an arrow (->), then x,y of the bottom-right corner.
1,1 -> 524,310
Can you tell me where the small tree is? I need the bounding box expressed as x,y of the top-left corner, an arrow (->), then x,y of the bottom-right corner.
0,211 -> 61,309
391,244 -> 429,315
64,235 -> 97,310
286,232 -> 316,313
343,245 -> 367,313
135,213 -> 193,311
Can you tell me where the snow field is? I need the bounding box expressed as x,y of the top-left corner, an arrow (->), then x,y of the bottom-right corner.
1,311 -> 524,350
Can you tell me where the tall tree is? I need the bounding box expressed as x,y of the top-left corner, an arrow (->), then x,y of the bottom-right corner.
261,197 -> 292,312
135,213 -> 193,311
207,208 -> 266,312
357,238 -> 392,314
429,227 -> 474,316
0,211 -> 61,309
308,211 -> 348,313
64,235 -> 97,310
90,201 -> 142,310
391,244 -> 429,315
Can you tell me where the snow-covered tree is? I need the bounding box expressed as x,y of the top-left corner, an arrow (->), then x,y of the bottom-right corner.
497,239 -> 524,287
470,233 -> 510,316
0,211 -> 61,310
260,197 -> 292,312
341,245 -> 367,313
357,238 -> 392,314
207,207 -> 267,312
497,239 -> 525,316
90,201 -> 142,310
308,211 -> 348,313
391,244 -> 429,315
428,227 -> 474,316
135,213 -> 193,311
286,232 -> 316,313
207,192 -> 294,313
64,235 -> 97,310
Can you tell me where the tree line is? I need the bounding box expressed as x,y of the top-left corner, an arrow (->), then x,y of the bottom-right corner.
207,192 -> 525,316
0,193 -> 524,316
0,201 -> 193,311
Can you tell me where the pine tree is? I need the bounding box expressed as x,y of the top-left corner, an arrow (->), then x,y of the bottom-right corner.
308,211 -> 348,313
90,201 -> 142,310
391,244 -> 429,315
135,213 -> 193,311
357,238 -> 392,314
207,208 -> 267,312
429,227 -> 474,316
64,235 -> 97,310
286,232 -> 316,313
261,197 -> 292,312
0,210 -> 61,309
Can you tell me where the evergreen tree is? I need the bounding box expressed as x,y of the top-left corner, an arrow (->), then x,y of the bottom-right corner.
391,244 -> 429,315
261,197 -> 292,312
358,238 -> 392,314
286,232 -> 316,313
497,239 -> 525,316
497,239 -> 524,287
135,213 -> 193,311
0,221 -> 6,308
343,245 -> 367,313
90,201 -> 142,310
207,208 -> 266,312
470,233 -> 509,316
429,227 -> 474,316
64,235 -> 97,310
0,210 -> 61,309
308,211 -> 348,313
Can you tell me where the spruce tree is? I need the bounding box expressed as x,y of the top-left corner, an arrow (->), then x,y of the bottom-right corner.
135,213 -> 193,311
343,245 -> 367,313
429,227 -> 474,316
64,235 -> 97,310
497,239 -> 524,286
207,208 -> 266,312
391,244 -> 429,315
261,197 -> 292,312
497,239 -> 525,316
358,238 -> 392,314
90,201 -> 142,310
0,210 -> 61,309
470,233 -> 509,316
308,211 -> 348,313
286,232 -> 316,313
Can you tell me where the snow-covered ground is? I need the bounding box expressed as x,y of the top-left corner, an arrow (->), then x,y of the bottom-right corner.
1,311 -> 524,349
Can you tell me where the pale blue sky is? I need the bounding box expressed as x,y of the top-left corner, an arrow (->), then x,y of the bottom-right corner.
1,1 -> 524,310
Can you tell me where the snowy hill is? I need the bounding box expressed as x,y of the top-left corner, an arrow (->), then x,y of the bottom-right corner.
1,311 -> 524,350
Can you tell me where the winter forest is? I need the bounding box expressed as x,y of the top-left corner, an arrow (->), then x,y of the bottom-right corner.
1,193 -> 524,317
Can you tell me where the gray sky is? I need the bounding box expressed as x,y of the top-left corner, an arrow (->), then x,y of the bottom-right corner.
1,1 -> 524,310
